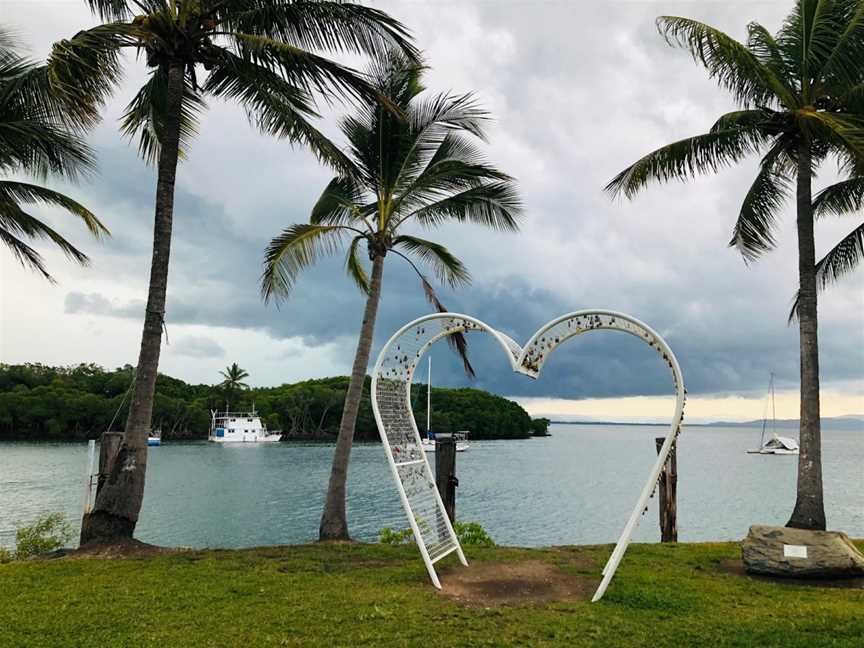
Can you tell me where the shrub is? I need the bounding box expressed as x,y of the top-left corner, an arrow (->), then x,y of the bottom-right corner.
14,512 -> 73,559
0,547 -> 13,563
454,521 -> 495,547
378,521 -> 494,547
378,527 -> 414,545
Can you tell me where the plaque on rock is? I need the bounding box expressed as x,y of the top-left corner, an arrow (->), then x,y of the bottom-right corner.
742,525 -> 864,578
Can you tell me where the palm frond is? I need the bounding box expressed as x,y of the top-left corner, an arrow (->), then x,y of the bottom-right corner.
216,0 -> 419,62
84,1 -> 133,22
728,144 -> 791,261
203,50 -> 357,175
0,199 -> 93,281
407,182 -> 522,231
798,110 -> 864,160
0,181 -> 109,238
309,176 -> 367,226
810,0 -> 864,90
120,66 -> 205,165
46,23 -> 134,129
345,235 -> 370,295
657,16 -> 796,108
814,175 -> 864,217
789,219 -> 864,321
260,223 -> 348,302
606,127 -> 767,199
393,234 -> 471,288
231,33 -> 379,106
814,220 -> 864,288
413,272 -> 475,379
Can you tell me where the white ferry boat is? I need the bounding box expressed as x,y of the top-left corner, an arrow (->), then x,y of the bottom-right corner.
209,408 -> 281,443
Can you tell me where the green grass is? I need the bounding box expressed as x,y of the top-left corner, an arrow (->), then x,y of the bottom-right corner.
1,541 -> 862,647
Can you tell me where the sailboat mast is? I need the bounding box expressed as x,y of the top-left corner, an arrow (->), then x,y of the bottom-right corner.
426,357 -> 431,434
770,372 -> 776,438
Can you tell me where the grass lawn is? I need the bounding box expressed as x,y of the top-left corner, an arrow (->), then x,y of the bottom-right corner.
1,540 -> 862,647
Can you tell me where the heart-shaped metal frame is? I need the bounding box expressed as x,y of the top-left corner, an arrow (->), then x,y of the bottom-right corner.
371,310 -> 686,601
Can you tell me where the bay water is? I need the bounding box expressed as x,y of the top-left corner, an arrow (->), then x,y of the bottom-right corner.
1,424 -> 861,550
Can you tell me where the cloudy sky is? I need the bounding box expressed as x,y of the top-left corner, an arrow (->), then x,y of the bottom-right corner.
1,0 -> 862,422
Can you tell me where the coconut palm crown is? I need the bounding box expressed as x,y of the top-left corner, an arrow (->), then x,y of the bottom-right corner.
0,29 -> 108,280
262,51 -> 522,540
607,2 -> 864,531
48,0 -> 418,546
219,362 -> 250,391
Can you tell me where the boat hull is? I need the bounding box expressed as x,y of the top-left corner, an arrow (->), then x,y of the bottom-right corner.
208,434 -> 282,444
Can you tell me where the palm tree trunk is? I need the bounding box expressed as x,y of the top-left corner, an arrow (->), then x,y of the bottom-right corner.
319,253 -> 385,540
80,61 -> 186,545
786,141 -> 826,531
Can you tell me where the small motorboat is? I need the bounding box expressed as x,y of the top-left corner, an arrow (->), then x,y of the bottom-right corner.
746,373 -> 799,456
147,429 -> 162,447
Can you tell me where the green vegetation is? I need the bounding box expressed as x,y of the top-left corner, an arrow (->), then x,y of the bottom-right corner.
0,541 -> 861,647
8,513 -> 72,560
0,363 -> 544,442
379,521 -> 496,547
608,2 -> 864,531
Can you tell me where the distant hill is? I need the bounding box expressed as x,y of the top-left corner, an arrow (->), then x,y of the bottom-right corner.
551,417 -> 864,430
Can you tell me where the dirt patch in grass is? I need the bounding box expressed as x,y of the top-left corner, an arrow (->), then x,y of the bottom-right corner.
437,560 -> 598,607
717,559 -> 864,589
59,539 -> 187,560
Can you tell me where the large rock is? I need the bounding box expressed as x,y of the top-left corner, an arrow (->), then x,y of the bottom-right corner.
742,525 -> 864,578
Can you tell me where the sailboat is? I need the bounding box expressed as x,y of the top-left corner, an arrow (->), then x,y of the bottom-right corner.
421,357 -> 470,453
746,373 -> 799,455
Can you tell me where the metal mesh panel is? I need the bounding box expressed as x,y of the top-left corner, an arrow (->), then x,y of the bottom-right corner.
374,316 -> 492,569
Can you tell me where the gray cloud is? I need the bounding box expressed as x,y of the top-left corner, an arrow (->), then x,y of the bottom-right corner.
171,336 -> 225,359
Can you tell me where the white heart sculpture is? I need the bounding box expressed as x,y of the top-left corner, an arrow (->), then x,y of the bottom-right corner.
371,310 -> 686,602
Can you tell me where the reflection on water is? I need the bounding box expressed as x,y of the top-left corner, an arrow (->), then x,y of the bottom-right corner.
1,425 -> 861,549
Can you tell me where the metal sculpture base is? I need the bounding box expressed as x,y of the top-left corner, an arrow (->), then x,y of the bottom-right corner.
370,310 -> 686,601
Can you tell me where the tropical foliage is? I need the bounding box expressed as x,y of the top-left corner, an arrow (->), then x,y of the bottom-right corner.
262,51 -> 522,540
46,0 -> 418,544
608,1 -> 864,530
0,29 -> 108,280
0,363 -> 542,442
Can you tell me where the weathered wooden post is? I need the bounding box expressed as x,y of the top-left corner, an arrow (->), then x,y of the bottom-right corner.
435,434 -> 458,523
655,437 -> 678,542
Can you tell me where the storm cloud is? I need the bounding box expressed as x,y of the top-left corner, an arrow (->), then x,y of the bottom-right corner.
1,1 -> 861,407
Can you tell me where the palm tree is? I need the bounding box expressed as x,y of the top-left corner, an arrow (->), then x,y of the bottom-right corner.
0,29 -> 108,280
262,52 -> 522,540
219,362 -> 250,403
48,0 -> 417,545
607,2 -> 864,531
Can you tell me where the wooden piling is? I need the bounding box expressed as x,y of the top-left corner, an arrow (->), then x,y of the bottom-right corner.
435,434 -> 458,523
655,436 -> 678,542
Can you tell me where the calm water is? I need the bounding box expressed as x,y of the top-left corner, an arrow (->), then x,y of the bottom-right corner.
1,424 -> 862,550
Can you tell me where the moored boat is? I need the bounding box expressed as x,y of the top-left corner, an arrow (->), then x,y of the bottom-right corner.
209,408 -> 281,443
746,373 -> 799,456
147,429 -> 162,447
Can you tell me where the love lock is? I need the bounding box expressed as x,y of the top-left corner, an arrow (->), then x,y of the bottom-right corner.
370,310 -> 686,602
